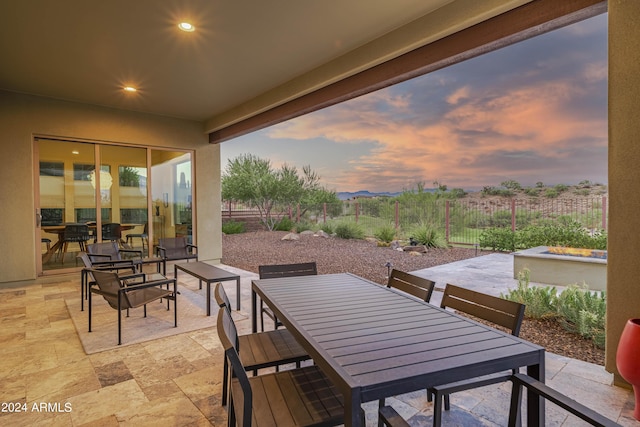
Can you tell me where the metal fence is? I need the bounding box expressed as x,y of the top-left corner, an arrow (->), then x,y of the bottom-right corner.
222,197 -> 607,245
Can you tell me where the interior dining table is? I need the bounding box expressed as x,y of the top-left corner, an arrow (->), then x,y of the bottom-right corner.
251,272 -> 546,427
41,223 -> 140,264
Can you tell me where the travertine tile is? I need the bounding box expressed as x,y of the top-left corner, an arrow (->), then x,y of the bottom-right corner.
26,358 -> 101,403
67,379 -> 147,425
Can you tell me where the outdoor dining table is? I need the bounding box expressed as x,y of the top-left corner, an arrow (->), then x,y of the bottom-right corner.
251,272 -> 546,427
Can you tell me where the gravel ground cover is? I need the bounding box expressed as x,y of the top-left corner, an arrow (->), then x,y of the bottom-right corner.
222,230 -> 605,366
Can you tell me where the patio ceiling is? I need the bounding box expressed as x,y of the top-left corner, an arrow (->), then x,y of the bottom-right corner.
0,2 -> 528,123
0,0 -> 603,140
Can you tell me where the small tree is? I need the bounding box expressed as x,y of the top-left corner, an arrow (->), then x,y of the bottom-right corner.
222,154 -> 337,230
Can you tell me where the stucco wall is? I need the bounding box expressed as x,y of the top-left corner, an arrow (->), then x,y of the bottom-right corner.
606,0 -> 640,382
0,90 -> 221,284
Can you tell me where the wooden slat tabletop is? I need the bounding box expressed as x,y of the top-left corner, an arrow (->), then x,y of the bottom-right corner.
252,273 -> 545,427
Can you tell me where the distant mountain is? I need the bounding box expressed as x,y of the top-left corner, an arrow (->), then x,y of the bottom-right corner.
337,190 -> 403,200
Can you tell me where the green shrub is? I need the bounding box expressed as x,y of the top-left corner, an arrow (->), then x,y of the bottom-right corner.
479,227 -> 516,251
294,221 -> 313,233
544,188 -> 559,198
222,220 -> 245,234
409,222 -> 447,248
554,184 -> 569,193
502,270 -> 606,348
274,217 -> 294,231
319,222 -> 334,234
373,224 -> 397,243
502,269 -> 557,318
556,285 -> 606,348
334,221 -> 365,239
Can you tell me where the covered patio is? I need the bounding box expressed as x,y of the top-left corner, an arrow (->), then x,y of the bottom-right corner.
1,0 -> 640,422
1,261 -> 634,425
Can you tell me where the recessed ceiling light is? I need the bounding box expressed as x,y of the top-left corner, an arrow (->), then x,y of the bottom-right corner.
71,150 -> 79,155
178,22 -> 195,32
123,86 -> 137,93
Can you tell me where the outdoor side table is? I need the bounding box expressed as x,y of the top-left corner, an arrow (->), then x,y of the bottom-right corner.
174,261 -> 241,315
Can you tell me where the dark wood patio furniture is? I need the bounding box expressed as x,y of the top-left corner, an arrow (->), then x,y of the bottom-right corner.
258,262 -> 317,331
387,269 -> 435,302
379,406 -> 410,427
88,269 -> 177,345
214,283 -> 310,406
427,283 -> 525,427
174,261 -> 240,314
508,373 -> 620,427
216,306 -> 350,427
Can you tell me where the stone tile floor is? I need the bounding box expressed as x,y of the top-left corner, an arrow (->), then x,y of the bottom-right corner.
0,258 -> 637,426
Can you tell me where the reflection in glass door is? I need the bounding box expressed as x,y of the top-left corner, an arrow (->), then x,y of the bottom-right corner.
38,139 -> 97,272
36,139 -> 192,275
150,150 -> 193,250
100,145 -> 148,252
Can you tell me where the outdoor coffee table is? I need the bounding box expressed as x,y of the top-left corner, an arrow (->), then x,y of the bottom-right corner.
174,261 -> 241,315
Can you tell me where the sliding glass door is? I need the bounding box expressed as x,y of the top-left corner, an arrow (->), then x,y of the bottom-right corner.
35,138 -> 193,275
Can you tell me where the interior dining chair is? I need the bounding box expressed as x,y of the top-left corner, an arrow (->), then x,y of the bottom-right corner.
257,261 -> 317,331
216,306 -> 352,427
125,222 -> 148,251
58,223 -> 91,265
214,283 -> 310,406
427,284 -> 525,427
88,269 -> 177,345
387,269 -> 436,302
101,223 -> 122,245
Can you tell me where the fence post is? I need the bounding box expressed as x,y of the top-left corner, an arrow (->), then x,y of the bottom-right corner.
323,203 -> 327,224
445,200 -> 450,243
602,196 -> 607,230
355,202 -> 359,223
395,200 -> 399,229
511,198 -> 516,232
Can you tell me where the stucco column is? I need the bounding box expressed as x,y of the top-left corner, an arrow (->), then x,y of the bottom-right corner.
606,0 -> 640,384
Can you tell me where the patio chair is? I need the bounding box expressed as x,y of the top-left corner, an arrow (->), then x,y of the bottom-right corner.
427,284 -> 525,427
156,237 -> 198,274
258,262 -> 317,331
507,373 -> 620,427
87,241 -> 142,269
214,283 -> 310,406
387,269 -> 435,302
77,251 -> 137,311
216,306 -> 352,427
379,406 -> 411,427
88,269 -> 177,345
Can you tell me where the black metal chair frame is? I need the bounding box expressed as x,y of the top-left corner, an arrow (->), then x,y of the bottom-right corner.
156,237 -> 198,275
508,373 -> 620,427
78,251 -> 137,311
88,269 -> 177,345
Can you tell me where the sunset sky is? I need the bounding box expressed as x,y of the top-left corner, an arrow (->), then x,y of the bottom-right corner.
220,13 -> 608,193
